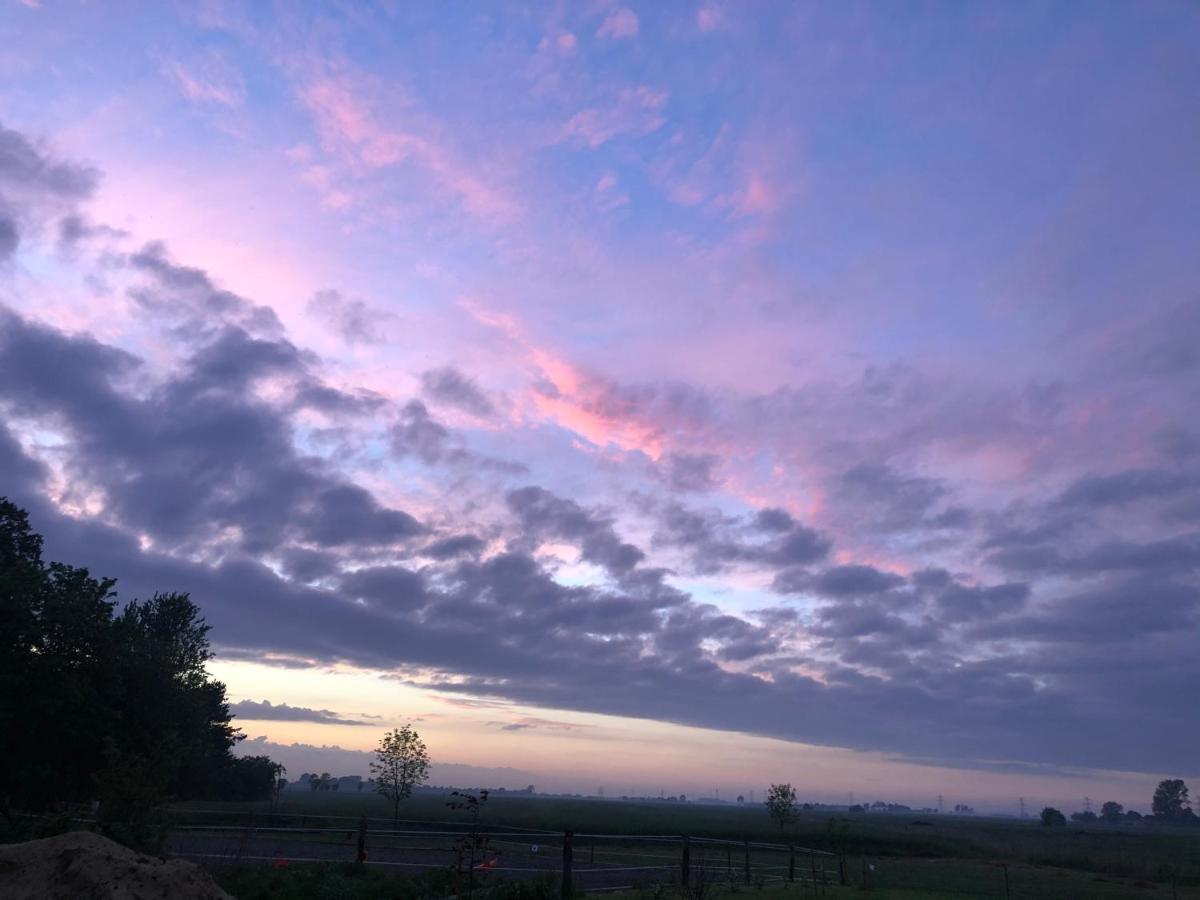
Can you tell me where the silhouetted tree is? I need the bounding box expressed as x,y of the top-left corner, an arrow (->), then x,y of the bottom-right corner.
1152,779 -> 1190,822
1040,807 -> 1066,827
1100,801 -> 1124,823
1,499 -> 117,815
765,783 -> 797,830
1071,810 -> 1098,824
371,724 -> 430,828
0,498 -> 279,838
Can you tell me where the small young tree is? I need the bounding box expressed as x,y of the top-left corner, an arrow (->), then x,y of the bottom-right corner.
765,783 -> 797,831
371,724 -> 430,828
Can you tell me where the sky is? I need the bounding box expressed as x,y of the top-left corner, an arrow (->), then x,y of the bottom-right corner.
1,0 -> 1198,815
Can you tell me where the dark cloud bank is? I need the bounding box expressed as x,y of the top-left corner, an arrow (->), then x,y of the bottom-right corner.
3,122 -> 1199,780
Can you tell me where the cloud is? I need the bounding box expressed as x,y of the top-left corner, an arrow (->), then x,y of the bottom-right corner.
0,306 -> 422,556
296,65 -> 517,221
653,500 -> 831,576
794,565 -> 906,598
696,4 -> 725,32
129,241 -> 283,337
659,451 -> 721,492
307,289 -> 390,346
1055,468 -> 1194,509
420,366 -> 495,417
506,486 -> 644,576
597,8 -> 639,40
0,121 -> 97,259
0,122 -> 97,198
162,49 -> 246,107
422,533 -> 486,561
230,699 -> 372,726
559,86 -> 668,148
5,115 -> 1200,783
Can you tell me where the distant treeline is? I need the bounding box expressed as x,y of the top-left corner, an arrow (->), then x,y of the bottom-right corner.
1042,781 -> 1196,829
0,499 -> 282,846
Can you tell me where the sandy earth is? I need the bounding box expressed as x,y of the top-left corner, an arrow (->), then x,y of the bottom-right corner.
0,830 -> 233,899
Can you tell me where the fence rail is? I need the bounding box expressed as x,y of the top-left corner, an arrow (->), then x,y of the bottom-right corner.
163,814 -> 839,896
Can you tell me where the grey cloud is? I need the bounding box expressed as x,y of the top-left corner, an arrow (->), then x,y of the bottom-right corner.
129,242 -> 283,337
422,534 -> 486,560
291,382 -> 386,417
971,577 -> 1197,644
934,580 -> 1030,623
12,449 -> 1200,775
57,214 -> 126,248
0,307 -> 422,556
754,507 -> 794,533
506,486 -> 644,576
659,451 -> 721,492
338,565 -> 425,609
1055,468 -> 1194,509
987,534 -> 1200,577
230,699 -> 372,726
0,213 -> 16,260
421,366 -> 495,417
810,565 -> 906,597
0,123 -> 97,198
835,463 -> 948,532
307,289 -> 390,346
390,399 -> 524,475
655,501 -> 831,577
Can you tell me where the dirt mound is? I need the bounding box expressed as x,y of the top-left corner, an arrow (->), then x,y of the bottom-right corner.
0,830 -> 233,899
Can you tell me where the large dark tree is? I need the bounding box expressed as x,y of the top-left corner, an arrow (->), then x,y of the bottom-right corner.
1152,779 -> 1190,822
0,498 -> 277,831
0,500 -> 117,815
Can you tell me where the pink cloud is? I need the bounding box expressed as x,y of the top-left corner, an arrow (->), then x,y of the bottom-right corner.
560,86 -> 668,148
696,4 -> 726,33
297,68 -> 518,221
593,170 -> 630,211
162,50 -> 246,107
597,8 -> 640,40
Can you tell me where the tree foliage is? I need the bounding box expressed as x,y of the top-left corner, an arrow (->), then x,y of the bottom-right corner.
765,783 -> 797,830
0,498 -> 279,841
1100,801 -> 1124,823
371,724 -> 431,827
1040,807 -> 1066,827
1152,779 -> 1190,821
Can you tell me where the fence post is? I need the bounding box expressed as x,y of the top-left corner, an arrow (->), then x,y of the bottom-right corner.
788,845 -> 795,883
681,835 -> 691,887
1003,863 -> 1011,900
743,839 -> 751,885
561,830 -> 574,899
356,814 -> 367,864
810,851 -> 817,892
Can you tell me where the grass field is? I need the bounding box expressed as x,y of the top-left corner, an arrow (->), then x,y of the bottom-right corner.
180,790 -> 1200,899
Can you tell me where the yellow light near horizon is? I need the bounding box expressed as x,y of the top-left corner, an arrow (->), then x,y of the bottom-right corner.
209,658 -> 1160,809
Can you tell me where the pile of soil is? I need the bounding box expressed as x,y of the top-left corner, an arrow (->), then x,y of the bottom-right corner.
0,830 -> 233,899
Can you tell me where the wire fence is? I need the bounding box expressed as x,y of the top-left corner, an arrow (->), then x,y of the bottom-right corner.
161,809 -> 841,896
